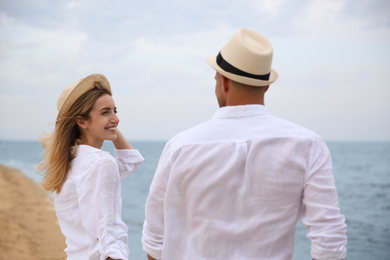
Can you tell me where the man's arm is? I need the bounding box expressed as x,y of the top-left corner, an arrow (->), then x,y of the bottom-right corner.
302,137 -> 347,259
142,142 -> 175,259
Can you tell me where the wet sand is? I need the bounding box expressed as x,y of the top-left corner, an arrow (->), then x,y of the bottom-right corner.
0,164 -> 66,260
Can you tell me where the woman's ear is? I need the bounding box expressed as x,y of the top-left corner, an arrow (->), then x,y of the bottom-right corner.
76,117 -> 88,129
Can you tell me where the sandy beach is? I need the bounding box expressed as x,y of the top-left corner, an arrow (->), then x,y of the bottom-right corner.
0,164 -> 66,260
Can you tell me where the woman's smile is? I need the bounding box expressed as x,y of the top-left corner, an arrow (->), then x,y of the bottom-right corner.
105,126 -> 117,133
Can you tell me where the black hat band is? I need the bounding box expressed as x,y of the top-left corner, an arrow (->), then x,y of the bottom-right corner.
216,52 -> 270,81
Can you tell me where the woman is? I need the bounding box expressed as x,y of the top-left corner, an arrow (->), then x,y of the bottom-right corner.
38,74 -> 144,259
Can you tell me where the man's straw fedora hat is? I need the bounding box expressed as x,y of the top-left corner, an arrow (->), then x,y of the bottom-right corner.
56,73 -> 111,118
207,28 -> 278,87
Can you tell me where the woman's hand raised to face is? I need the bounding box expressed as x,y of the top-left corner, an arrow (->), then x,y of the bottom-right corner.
112,129 -> 133,150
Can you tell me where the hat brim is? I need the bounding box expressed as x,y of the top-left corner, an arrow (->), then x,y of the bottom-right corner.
206,55 -> 278,87
57,74 -> 111,119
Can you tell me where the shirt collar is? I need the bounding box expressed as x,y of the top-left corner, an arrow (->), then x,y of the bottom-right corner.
76,144 -> 109,155
211,105 -> 269,120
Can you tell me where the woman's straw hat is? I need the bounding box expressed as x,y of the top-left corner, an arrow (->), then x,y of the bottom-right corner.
56,74 -> 111,118
206,28 -> 278,87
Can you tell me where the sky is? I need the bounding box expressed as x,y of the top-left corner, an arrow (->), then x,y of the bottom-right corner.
0,0 -> 389,141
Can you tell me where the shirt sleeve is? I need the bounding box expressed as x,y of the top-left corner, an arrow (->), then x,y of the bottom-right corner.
115,148 -> 145,181
302,137 -> 347,260
78,157 -> 129,260
142,143 -> 173,260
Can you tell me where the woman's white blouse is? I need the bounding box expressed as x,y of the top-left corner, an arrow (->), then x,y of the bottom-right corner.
55,145 -> 144,260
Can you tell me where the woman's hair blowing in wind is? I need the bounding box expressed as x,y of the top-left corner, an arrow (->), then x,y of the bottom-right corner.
37,84 -> 111,193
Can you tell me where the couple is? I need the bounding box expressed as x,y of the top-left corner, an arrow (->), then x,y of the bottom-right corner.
39,29 -> 347,260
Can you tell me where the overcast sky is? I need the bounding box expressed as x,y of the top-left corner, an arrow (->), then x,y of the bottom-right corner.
1,0 -> 389,141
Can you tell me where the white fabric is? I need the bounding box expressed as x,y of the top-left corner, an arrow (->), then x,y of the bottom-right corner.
142,105 -> 347,260
55,145 -> 144,260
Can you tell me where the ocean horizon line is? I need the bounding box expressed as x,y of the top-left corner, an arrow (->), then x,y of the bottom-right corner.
1,138 -> 390,144
0,138 -> 169,143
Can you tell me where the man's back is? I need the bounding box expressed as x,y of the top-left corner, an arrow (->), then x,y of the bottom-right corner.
143,105 -> 346,259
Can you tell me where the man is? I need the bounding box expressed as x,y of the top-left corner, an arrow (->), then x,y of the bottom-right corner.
142,28 -> 347,260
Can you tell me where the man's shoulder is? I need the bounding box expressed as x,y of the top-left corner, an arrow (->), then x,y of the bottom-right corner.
267,114 -> 320,138
164,113 -> 325,152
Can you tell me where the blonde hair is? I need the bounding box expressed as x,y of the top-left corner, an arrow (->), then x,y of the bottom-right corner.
38,84 -> 112,193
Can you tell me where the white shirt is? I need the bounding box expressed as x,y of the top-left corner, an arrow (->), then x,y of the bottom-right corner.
142,105 -> 347,260
55,145 -> 144,260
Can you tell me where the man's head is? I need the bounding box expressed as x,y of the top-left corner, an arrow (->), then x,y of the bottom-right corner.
207,28 -> 277,87
214,72 -> 269,107
207,28 -> 277,107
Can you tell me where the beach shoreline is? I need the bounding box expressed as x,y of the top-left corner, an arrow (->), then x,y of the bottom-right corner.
0,164 -> 66,260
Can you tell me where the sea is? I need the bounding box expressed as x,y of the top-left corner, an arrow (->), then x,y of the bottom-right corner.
0,140 -> 389,260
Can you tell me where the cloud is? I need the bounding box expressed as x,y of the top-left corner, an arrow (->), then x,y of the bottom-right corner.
0,11 -> 87,53
66,1 -> 80,10
0,0 -> 389,140
291,0 -> 390,41
0,11 -> 88,94
252,0 -> 286,16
